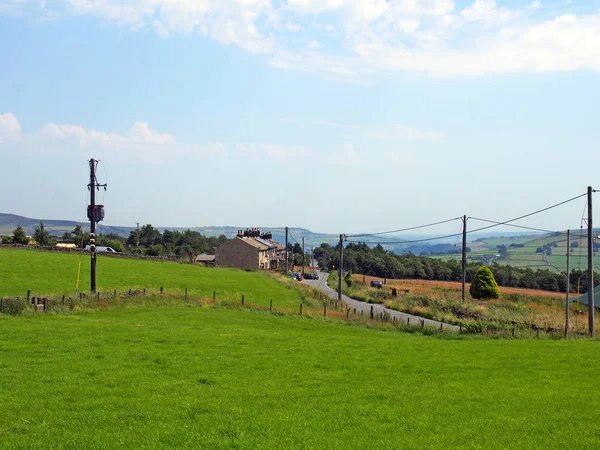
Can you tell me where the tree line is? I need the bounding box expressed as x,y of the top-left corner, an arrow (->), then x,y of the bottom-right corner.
2,223 -> 230,260
314,242 -> 600,294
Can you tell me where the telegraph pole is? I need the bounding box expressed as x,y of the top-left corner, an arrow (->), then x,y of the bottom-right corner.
565,229 -> 570,338
302,237 -> 305,276
338,234 -> 344,301
89,159 -> 97,292
587,186 -> 594,336
88,159 -> 107,293
462,215 -> 467,302
285,227 -> 289,274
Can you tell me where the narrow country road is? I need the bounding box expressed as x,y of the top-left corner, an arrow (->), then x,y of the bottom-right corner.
303,272 -> 459,331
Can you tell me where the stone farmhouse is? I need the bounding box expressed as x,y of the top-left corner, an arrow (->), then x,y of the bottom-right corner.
215,228 -> 286,270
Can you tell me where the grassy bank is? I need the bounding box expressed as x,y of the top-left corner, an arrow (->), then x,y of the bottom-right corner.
329,272 -> 596,335
0,247 -> 302,307
1,305 -> 600,448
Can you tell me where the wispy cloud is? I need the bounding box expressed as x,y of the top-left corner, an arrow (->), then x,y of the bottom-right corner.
5,0 -> 600,77
368,124 -> 445,141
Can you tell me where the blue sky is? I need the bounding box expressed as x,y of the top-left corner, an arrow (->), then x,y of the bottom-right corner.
1,0 -> 599,235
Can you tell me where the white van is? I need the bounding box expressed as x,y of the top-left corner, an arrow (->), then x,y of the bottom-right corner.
85,245 -> 117,253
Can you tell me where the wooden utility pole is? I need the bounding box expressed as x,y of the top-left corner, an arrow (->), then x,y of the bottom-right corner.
302,237 -> 305,275
565,229 -> 570,338
285,226 -> 289,274
89,159 -> 97,293
462,215 -> 467,302
587,186 -> 594,336
338,234 -> 344,301
87,159 -> 106,293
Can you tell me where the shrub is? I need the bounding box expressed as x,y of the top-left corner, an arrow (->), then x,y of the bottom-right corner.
470,266 -> 500,300
1,298 -> 30,316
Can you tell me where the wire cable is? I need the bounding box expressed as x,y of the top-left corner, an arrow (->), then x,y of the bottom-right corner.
466,192 -> 586,235
346,216 -> 462,238
468,217 -> 561,234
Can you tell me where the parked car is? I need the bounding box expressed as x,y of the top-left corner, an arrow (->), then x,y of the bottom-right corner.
303,273 -> 314,280
85,245 -> 117,253
370,280 -> 383,289
313,273 -> 319,280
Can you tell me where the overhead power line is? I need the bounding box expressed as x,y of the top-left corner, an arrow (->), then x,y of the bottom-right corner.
468,217 -> 561,234
467,192 -> 587,235
347,216 -> 462,238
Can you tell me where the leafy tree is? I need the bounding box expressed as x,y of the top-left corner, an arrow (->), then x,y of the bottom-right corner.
73,225 -> 83,237
12,225 -> 29,245
469,266 -> 500,300
2,235 -> 13,244
62,231 -> 73,242
497,245 -> 508,258
34,222 -> 51,246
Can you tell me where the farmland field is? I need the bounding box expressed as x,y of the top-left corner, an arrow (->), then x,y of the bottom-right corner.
347,274 -> 600,334
2,305 -> 600,448
434,232 -> 600,272
0,248 -> 302,307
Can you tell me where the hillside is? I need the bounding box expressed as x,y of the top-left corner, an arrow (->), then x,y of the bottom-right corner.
435,231 -> 600,272
0,247 -> 302,306
1,212 -> 543,253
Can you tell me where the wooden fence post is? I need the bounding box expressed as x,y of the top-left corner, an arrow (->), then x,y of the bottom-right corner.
324,303 -> 327,316
407,317 -> 410,325
114,289 -> 116,297
62,295 -> 65,305
97,292 -> 100,300
242,294 -> 244,306
128,288 -> 131,297
346,308 -> 350,320
143,288 -> 146,295
185,288 -> 188,301
160,287 -> 163,295
370,305 -> 374,320
300,303 -> 303,315
269,299 -> 272,310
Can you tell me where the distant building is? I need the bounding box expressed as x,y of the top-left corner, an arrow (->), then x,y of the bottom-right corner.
56,243 -> 77,249
195,254 -> 216,266
215,228 -> 285,270
570,285 -> 600,311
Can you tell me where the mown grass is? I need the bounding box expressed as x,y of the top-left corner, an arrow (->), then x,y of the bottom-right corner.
0,248 -> 302,307
1,305 -> 600,448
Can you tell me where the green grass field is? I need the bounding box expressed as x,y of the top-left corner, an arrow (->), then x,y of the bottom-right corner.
1,305 -> 599,448
0,248 -> 302,307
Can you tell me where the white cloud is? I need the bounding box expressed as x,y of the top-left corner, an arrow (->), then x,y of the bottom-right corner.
369,124 -> 445,141
41,121 -> 176,148
0,113 -> 22,143
4,0 -> 600,76
62,0 -> 275,54
285,21 -> 301,32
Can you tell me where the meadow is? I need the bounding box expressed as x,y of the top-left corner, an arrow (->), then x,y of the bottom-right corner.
0,248 -> 302,307
330,273 -> 598,335
2,304 -> 600,448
